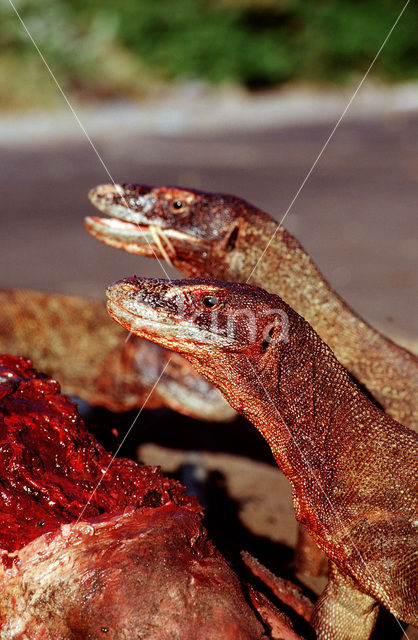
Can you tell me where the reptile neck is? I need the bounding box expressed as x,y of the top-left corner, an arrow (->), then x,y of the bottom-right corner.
241,217 -> 417,427
187,310 -> 414,555
189,314 -> 364,484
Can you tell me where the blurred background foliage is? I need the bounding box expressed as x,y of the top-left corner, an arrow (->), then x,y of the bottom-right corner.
0,0 -> 417,109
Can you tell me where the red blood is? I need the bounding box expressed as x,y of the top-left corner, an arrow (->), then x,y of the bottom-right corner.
0,355 -> 266,639
0,354 -> 198,553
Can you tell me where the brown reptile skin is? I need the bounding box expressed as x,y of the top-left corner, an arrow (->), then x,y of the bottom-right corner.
0,288 -> 234,421
86,183 -> 417,430
106,276 -> 418,640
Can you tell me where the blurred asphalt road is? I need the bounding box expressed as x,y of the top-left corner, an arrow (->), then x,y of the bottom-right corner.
0,111 -> 417,348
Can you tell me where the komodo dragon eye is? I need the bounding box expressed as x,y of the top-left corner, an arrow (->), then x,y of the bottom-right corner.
201,295 -> 220,309
172,200 -> 184,210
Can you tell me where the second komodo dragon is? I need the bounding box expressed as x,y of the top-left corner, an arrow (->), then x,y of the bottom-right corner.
106,275 -> 418,640
0,288 -> 234,421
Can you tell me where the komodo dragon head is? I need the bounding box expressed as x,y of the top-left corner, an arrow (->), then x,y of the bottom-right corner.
86,183 -> 274,281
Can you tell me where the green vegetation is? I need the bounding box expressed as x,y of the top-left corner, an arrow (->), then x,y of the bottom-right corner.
0,0 -> 417,108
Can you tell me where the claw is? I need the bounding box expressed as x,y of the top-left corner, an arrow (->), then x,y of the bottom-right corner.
248,587 -> 309,640
242,551 -> 314,623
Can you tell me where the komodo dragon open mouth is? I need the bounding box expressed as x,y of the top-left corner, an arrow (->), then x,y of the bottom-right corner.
86,183 -> 201,265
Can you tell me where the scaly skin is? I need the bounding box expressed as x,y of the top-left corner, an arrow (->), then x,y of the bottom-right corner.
0,288 -> 234,421
86,184 -> 417,430
106,276 -> 418,640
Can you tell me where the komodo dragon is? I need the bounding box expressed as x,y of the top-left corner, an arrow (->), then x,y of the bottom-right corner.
86,183 -> 417,576
86,183 -> 417,430
106,275 -> 418,640
0,288 -> 234,421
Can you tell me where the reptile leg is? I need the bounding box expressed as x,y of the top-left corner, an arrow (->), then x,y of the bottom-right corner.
311,563 -> 379,640
294,524 -> 328,576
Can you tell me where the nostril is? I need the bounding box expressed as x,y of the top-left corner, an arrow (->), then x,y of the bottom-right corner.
119,283 -> 134,293
109,282 -> 135,297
